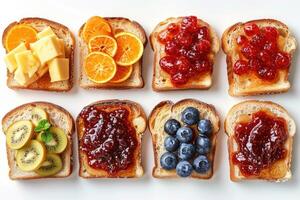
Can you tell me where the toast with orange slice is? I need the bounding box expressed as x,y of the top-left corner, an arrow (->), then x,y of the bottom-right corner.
79,16 -> 147,89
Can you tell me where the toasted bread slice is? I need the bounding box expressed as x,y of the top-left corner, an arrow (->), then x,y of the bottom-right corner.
222,19 -> 297,96
224,100 -> 296,182
150,17 -> 220,91
77,100 -> 146,178
2,102 -> 74,180
79,17 -> 147,89
149,99 -> 220,178
2,18 -> 75,92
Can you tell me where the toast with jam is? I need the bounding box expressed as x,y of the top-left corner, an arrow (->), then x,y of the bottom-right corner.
150,16 -> 220,91
222,19 -> 297,96
2,102 -> 74,180
79,16 -> 147,89
2,18 -> 75,91
225,100 -> 295,182
149,99 -> 220,178
77,100 -> 147,178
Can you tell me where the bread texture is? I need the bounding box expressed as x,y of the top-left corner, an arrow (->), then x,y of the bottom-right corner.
222,19 -> 297,96
150,17 -> 220,91
1,102 -> 75,180
79,17 -> 147,89
149,99 -> 220,178
77,100 -> 147,178
224,100 -> 296,182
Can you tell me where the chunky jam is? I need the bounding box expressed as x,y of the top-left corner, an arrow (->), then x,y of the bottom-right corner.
80,105 -> 138,174
158,16 -> 213,86
232,111 -> 288,177
234,23 -> 291,81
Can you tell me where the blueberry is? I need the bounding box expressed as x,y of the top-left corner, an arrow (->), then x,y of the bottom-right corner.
178,143 -> 195,160
176,127 -> 193,143
193,155 -> 211,173
164,119 -> 181,135
195,135 -> 211,154
181,107 -> 199,125
198,119 -> 212,136
176,161 -> 193,177
160,152 -> 177,170
164,136 -> 180,152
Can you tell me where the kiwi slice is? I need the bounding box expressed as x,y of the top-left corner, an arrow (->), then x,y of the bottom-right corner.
35,154 -> 63,176
6,120 -> 34,150
31,107 -> 48,126
16,140 -> 46,171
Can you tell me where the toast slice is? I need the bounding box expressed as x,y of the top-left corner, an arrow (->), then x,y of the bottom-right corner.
222,19 -> 297,96
150,17 -> 220,91
2,18 -> 75,92
149,99 -> 220,178
77,100 -> 147,178
79,17 -> 147,89
2,102 -> 74,180
224,100 -> 296,182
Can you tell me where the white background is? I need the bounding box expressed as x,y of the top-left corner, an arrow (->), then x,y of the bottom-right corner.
0,0 -> 299,199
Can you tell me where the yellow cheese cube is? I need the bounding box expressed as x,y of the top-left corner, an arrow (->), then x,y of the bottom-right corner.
15,50 -> 41,78
14,68 -> 29,86
4,43 -> 27,73
48,58 -> 69,82
57,39 -> 65,58
37,26 -> 56,39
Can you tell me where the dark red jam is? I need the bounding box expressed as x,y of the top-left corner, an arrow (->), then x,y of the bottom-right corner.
80,105 -> 138,174
234,23 -> 291,81
158,16 -> 213,86
232,111 -> 288,177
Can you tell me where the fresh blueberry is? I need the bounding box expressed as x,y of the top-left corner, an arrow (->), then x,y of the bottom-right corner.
181,107 -> 200,125
178,143 -> 195,160
176,127 -> 193,143
193,155 -> 211,173
160,152 -> 178,170
164,136 -> 180,152
195,135 -> 211,154
198,119 -> 212,136
176,161 -> 193,177
164,119 -> 181,135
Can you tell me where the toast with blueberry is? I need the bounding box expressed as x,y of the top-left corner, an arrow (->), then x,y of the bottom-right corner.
149,99 -> 220,178
222,19 -> 297,96
225,100 -> 295,182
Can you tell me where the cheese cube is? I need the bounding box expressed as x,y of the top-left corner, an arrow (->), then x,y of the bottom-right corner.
4,43 -> 27,73
57,39 -> 65,58
15,50 -> 41,78
37,26 -> 56,39
14,68 -> 29,86
48,58 -> 69,82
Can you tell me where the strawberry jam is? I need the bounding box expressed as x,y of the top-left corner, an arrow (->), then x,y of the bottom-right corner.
232,111 -> 288,177
79,105 -> 138,174
158,16 -> 213,86
234,23 -> 291,81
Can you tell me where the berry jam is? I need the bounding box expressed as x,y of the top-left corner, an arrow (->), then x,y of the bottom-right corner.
79,105 -> 138,174
232,111 -> 288,177
234,23 -> 291,81
158,16 -> 213,86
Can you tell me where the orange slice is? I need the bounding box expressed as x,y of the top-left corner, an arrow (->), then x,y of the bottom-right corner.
88,35 -> 117,57
114,32 -> 144,66
82,16 -> 112,43
110,65 -> 133,83
5,24 -> 37,51
84,52 -> 117,83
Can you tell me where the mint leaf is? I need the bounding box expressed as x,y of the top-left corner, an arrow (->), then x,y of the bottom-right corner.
34,119 -> 51,132
41,130 -> 54,143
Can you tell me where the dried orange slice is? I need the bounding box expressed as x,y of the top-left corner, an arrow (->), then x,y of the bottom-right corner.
84,52 -> 116,83
88,35 -> 117,57
110,65 -> 133,83
82,16 -> 112,43
114,32 -> 144,66
5,24 -> 37,51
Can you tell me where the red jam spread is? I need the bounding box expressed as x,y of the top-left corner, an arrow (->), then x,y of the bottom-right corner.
234,23 -> 291,81
232,111 -> 288,177
80,105 -> 138,174
158,16 -> 212,86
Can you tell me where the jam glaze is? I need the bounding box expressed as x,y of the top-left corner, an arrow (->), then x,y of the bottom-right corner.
79,105 -> 138,174
232,110 -> 288,177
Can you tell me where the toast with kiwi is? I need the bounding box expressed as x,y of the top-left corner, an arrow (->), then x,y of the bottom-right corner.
2,102 -> 74,180
225,100 -> 295,182
149,99 -> 220,178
